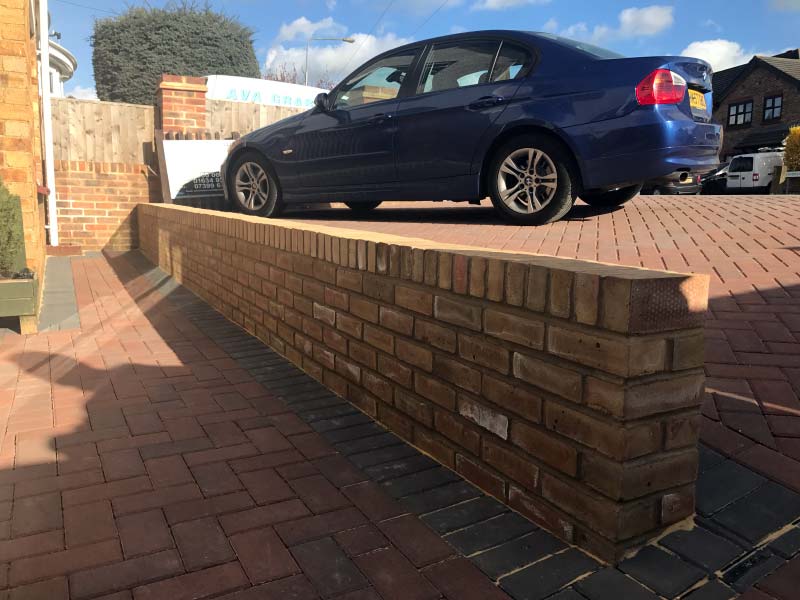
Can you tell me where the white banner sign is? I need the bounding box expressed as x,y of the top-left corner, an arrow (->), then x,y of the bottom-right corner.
206,75 -> 326,109
162,139 -> 234,201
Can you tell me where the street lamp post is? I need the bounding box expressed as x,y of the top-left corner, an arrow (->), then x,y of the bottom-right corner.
305,36 -> 355,86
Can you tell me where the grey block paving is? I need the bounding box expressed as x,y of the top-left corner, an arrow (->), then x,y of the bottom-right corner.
618,546 -> 705,598
696,460 -> 766,517
401,480 -> 483,515
472,529 -> 566,580
421,496 -> 509,535
38,256 -> 80,331
444,512 -> 537,556
659,527 -> 743,572
500,549 -> 598,600
712,481 -> 800,544
768,526 -> 800,559
722,548 -> 785,592
574,567 -> 659,600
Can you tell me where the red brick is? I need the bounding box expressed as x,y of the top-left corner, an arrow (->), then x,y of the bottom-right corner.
378,514 -> 453,567
510,421 -> 578,476
172,517 -> 234,571
62,476 -> 152,507
117,509 -> 174,558
11,492 -> 62,536
191,462 -> 243,497
112,483 -> 202,515
288,474 -> 350,513
183,443 -> 259,467
290,432 -> 337,460
68,549 -> 183,599
0,530 -> 63,563
101,448 -> 146,480
355,547 -> 439,600
203,421 -> 248,447
342,480 -> 405,522
244,427 -> 293,453
434,296 -> 481,331
483,439 -> 539,492
455,455 -> 506,500
275,507 -> 367,546
230,527 -> 300,583
10,539 -> 122,587
64,500 -> 117,547
145,455 -> 193,487
423,557 -> 512,600
239,468 -> 295,505
6,577 -> 69,600
756,554 -> 800,600
334,524 -> 389,557
131,562 -> 247,600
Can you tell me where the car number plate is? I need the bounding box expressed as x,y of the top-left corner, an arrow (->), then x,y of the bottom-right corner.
689,90 -> 707,111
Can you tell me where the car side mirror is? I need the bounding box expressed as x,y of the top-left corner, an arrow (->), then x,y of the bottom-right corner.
314,92 -> 330,112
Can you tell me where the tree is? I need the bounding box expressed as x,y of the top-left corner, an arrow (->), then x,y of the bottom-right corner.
92,1 -> 260,105
785,126 -> 800,172
0,179 -> 25,277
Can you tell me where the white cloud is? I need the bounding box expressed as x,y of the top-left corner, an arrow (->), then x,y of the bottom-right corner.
616,5 -> 673,37
325,0 -> 337,10
275,16 -> 346,44
266,31 -> 413,87
472,0 -> 549,10
703,19 -> 722,32
542,18 -> 558,33
65,85 -> 97,100
680,39 -> 758,71
552,4 -> 673,44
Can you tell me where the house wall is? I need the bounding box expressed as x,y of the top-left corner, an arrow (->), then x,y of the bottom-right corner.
0,0 -> 45,284
714,65 -> 800,158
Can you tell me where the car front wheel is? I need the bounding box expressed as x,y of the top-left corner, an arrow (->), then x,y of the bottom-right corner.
580,184 -> 642,208
228,152 -> 284,217
488,135 -> 577,225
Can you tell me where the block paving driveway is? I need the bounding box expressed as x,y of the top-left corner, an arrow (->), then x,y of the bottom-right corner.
0,194 -> 798,599
295,195 -> 800,493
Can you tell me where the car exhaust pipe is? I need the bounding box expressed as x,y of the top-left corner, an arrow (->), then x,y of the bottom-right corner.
678,172 -> 690,183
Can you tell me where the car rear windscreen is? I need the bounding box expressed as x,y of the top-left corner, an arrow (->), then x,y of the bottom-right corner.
729,157 -> 754,172
533,33 -> 625,60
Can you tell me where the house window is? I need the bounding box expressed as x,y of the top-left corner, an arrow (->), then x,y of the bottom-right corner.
728,101 -> 753,126
764,95 -> 782,121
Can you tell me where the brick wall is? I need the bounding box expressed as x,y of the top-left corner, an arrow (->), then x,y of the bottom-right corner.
55,161 -> 160,251
0,0 -> 45,281
714,64 -> 800,158
156,74 -> 208,137
139,204 -> 710,562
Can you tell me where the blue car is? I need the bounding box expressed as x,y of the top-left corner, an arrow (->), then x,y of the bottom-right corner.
222,30 -> 721,224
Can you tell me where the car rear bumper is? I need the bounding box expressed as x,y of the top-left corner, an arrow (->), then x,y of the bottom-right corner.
565,107 -> 722,190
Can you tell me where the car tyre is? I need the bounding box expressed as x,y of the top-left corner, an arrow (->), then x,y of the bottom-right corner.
227,152 -> 284,217
488,135 -> 577,225
580,183 -> 642,208
345,201 -> 382,212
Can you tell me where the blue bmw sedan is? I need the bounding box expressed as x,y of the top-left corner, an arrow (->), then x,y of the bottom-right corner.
222,30 -> 721,225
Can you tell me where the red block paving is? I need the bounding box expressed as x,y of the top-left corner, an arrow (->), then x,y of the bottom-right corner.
0,254 -> 509,599
294,196 -> 800,492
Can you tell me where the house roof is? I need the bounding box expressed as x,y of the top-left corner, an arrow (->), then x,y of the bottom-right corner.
714,50 -> 800,107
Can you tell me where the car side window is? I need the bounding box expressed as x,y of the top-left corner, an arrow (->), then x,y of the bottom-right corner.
332,50 -> 417,110
417,41 -> 500,94
491,42 -> 532,82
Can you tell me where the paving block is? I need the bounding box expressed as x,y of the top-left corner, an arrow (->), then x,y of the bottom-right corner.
619,546 -> 705,598
499,549 -> 598,600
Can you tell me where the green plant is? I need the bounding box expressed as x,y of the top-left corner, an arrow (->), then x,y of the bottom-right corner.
0,179 -> 25,277
785,126 -> 800,171
92,1 -> 260,105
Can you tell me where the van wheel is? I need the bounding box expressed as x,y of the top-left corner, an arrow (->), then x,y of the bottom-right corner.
227,152 -> 284,217
345,201 -> 382,212
489,134 -> 577,225
581,184 -> 642,208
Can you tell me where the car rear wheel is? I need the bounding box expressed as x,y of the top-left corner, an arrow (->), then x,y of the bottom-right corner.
345,201 -> 382,213
580,184 -> 642,208
489,135 -> 576,225
228,152 -> 284,217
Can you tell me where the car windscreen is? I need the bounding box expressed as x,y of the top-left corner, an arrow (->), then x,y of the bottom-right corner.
729,157 -> 754,173
532,33 -> 625,60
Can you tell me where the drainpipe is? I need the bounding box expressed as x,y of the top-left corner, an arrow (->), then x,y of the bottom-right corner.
38,0 -> 59,246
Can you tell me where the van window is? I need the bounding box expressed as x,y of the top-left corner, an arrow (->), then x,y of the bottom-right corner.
729,157 -> 754,173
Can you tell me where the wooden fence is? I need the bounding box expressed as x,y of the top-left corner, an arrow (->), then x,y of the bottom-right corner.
51,98 -> 156,166
205,99 -> 304,139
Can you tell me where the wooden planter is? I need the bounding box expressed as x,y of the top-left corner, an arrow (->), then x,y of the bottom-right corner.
0,275 -> 38,319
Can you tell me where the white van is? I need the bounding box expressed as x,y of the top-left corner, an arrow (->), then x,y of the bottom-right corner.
726,152 -> 784,193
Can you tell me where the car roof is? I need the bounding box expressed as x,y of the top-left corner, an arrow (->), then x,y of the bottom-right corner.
386,29 -> 542,53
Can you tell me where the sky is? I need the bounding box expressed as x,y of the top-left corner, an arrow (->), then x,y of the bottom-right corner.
51,0 -> 800,99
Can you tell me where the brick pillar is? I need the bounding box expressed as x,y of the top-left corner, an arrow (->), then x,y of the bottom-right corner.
0,0 -> 46,332
156,74 -> 208,138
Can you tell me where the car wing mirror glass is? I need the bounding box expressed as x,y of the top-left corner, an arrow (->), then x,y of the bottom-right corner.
314,92 -> 330,112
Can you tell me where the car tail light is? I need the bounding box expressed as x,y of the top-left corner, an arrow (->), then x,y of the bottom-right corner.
753,173 -> 760,182
636,69 -> 687,105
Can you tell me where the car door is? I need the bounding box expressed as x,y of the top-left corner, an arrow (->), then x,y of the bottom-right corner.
394,39 -> 532,182
288,48 -> 420,189
727,156 -> 752,191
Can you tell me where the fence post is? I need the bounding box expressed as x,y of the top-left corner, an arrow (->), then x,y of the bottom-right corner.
156,75 -> 208,137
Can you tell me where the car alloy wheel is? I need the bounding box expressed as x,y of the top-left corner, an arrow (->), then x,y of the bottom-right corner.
234,161 -> 270,211
496,147 -> 558,214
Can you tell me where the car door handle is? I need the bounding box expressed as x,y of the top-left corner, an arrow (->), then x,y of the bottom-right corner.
468,96 -> 506,110
369,113 -> 392,124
